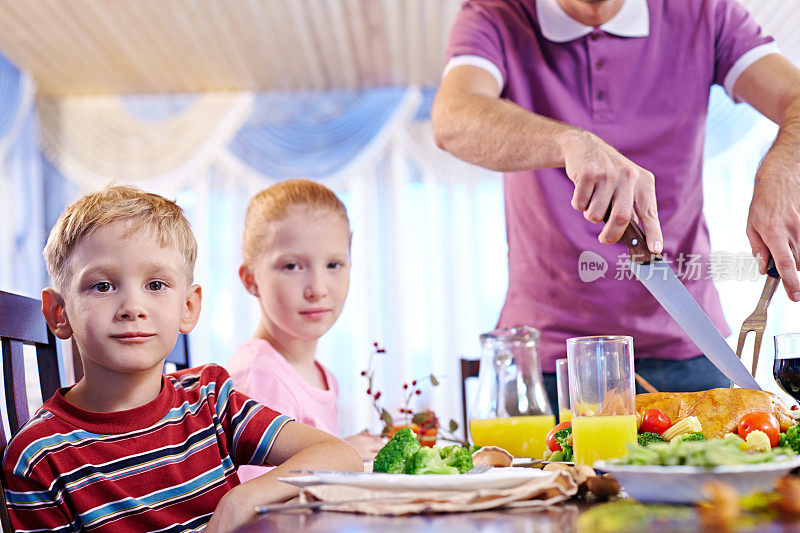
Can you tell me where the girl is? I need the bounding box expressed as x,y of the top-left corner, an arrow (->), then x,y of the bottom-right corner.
227,179 -> 381,481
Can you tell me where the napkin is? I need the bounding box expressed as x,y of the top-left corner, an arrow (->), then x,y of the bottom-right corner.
297,470 -> 577,515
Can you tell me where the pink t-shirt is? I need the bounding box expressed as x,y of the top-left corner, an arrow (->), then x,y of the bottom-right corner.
226,338 -> 339,482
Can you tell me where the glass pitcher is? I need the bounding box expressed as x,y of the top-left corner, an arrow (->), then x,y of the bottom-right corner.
468,326 -> 555,458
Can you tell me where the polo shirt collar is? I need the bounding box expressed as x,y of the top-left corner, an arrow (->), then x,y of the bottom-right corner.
537,0 -> 649,43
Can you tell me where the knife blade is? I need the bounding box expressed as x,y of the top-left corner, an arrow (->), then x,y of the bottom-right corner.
617,221 -> 761,390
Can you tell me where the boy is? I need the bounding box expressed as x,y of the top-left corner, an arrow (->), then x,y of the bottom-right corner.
1,185 -> 362,532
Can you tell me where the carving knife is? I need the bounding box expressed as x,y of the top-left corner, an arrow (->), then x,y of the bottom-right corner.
617,221 -> 761,390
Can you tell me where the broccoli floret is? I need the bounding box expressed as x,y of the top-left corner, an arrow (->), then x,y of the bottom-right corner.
672,431 -> 706,444
391,427 -> 419,444
555,443 -> 574,462
554,427 -> 572,446
441,446 -> 474,474
549,448 -> 571,462
437,445 -> 459,460
548,425 -> 574,461
404,447 -> 459,475
373,428 -> 421,473
782,425 -> 800,454
638,432 -> 667,447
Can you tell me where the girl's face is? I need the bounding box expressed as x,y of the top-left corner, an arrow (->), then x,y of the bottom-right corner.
243,206 -> 351,344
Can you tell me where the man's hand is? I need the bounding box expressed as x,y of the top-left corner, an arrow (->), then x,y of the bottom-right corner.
747,145 -> 800,301
734,54 -> 800,301
560,130 -> 663,254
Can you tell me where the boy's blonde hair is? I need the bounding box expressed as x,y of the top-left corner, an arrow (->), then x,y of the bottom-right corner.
242,179 -> 349,265
44,185 -> 197,290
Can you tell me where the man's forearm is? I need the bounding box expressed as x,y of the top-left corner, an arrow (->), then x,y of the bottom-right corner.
741,54 -> 800,295
431,88 -> 580,172
771,94 -> 800,154
755,92 -> 800,194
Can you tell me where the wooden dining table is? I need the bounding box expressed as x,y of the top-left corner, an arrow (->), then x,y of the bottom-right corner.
233,499 -> 800,532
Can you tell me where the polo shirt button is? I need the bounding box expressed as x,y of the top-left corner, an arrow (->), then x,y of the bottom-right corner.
597,90 -> 606,100
590,33 -> 600,41
596,60 -> 605,69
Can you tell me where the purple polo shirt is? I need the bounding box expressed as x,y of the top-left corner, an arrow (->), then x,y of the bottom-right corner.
445,0 -> 775,371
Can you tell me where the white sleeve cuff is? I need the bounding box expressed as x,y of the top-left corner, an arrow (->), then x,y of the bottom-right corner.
442,55 -> 504,92
723,41 -> 781,102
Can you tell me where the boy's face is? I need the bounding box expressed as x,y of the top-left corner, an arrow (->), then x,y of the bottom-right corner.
241,207 -> 350,344
44,220 -> 201,376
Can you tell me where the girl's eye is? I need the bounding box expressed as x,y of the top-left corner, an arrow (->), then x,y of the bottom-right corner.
147,281 -> 164,291
327,261 -> 341,269
93,282 -> 113,293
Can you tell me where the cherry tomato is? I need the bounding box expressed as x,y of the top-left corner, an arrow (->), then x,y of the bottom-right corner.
737,411 -> 780,448
419,428 -> 438,447
639,409 -> 672,435
546,421 -> 572,452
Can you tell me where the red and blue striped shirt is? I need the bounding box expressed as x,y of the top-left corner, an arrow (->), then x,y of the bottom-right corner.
2,364 -> 291,532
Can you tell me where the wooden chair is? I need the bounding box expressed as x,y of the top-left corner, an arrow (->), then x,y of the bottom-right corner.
460,357 -> 480,444
165,333 -> 191,371
0,290 -> 64,532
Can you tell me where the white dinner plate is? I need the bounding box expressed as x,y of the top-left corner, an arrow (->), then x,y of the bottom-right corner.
279,467 -> 548,491
278,475 -> 322,487
595,456 -> 800,504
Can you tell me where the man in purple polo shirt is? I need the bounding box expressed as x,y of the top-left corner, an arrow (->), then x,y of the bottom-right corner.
432,0 -> 800,408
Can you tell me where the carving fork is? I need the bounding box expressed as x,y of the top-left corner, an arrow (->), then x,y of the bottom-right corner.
735,256 -> 781,377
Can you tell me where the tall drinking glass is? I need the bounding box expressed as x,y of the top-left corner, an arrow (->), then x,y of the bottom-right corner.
774,333 -> 800,403
567,335 -> 637,466
555,358 -> 571,423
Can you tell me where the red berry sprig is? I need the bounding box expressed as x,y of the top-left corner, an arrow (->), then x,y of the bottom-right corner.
360,341 -> 444,435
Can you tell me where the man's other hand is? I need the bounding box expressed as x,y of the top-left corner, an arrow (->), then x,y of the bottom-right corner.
747,146 -> 800,301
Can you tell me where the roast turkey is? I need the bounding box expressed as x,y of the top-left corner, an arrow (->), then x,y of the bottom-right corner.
635,389 -> 796,439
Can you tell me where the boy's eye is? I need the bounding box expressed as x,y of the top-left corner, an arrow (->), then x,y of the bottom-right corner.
283,263 -> 298,271
92,282 -> 113,293
147,281 -> 164,291
327,261 -> 341,269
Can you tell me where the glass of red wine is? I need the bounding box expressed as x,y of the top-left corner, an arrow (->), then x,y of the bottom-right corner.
773,333 -> 800,403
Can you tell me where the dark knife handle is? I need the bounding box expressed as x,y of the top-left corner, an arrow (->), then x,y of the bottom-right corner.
603,208 -> 658,264
766,255 -> 780,279
619,222 -> 658,264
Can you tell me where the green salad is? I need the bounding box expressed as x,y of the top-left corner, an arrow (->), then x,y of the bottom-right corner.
614,433 -> 795,467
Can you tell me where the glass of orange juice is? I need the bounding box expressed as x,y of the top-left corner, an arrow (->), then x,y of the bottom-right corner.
567,336 -> 637,466
555,358 -> 571,423
469,326 -> 554,459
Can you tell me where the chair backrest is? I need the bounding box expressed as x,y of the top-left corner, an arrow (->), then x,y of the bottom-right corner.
165,333 -> 190,371
0,290 -> 63,533
0,291 -> 62,442
459,358 -> 480,444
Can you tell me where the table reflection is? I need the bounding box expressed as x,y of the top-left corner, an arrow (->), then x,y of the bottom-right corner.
235,504 -> 581,533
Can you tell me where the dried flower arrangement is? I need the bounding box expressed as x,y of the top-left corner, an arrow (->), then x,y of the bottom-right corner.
362,341 -> 465,446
